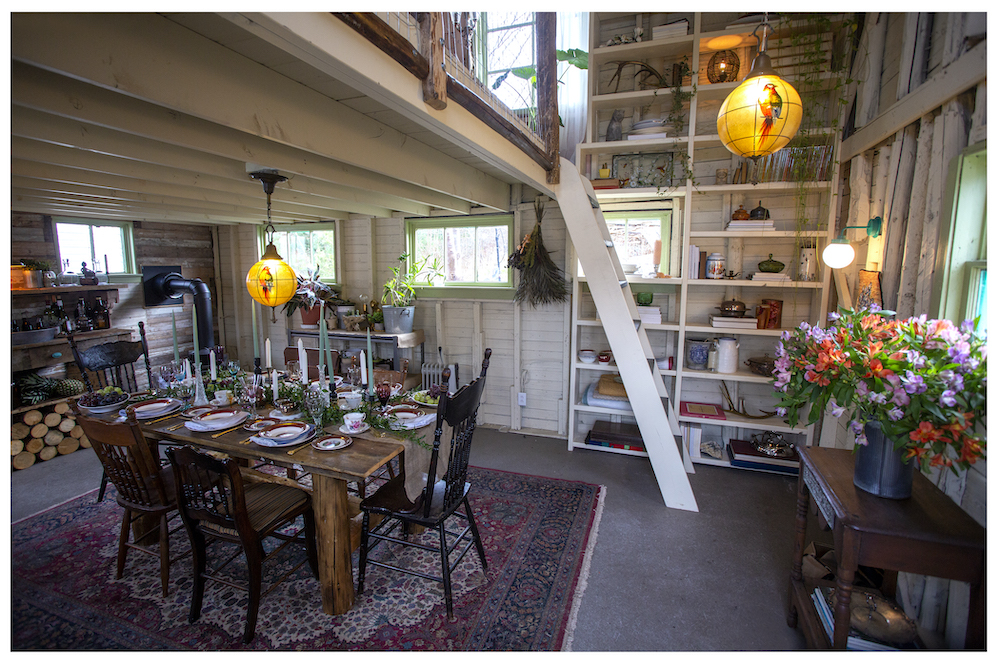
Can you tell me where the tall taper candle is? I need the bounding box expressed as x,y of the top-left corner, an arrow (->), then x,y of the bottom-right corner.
264,338 -> 271,369
192,304 -> 200,371
298,339 -> 308,385
366,328 -> 374,391
172,312 -> 180,365
209,349 -> 217,381
360,351 -> 367,386
184,358 -> 191,381
325,323 -> 335,377
272,369 -> 279,404
250,301 -> 259,358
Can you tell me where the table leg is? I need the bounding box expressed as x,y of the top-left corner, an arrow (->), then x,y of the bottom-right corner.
787,462 -> 810,628
312,474 -> 356,615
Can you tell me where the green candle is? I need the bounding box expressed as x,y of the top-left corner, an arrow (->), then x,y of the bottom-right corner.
192,304 -> 199,371
172,311 -> 180,365
251,300 -> 259,358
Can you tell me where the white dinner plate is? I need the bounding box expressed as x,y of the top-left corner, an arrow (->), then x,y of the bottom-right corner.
312,435 -> 352,451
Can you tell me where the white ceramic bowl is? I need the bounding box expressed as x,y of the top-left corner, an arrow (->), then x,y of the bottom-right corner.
621,263 -> 638,273
578,349 -> 597,363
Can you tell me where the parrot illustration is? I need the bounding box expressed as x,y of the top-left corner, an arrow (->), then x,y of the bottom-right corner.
758,83 -> 783,144
258,265 -> 274,303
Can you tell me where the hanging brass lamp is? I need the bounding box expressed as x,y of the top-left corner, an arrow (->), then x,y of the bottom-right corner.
717,16 -> 803,161
245,171 -> 297,320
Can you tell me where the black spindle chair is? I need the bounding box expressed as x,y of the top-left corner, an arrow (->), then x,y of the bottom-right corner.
357,349 -> 491,618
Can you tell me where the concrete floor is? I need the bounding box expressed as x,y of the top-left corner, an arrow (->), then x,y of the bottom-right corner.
10,427 -> 808,651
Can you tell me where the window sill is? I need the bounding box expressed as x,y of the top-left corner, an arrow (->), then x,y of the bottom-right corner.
415,286 -> 515,301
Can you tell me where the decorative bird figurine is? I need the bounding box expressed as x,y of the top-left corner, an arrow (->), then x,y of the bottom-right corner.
757,83 -> 783,144
258,265 -> 274,303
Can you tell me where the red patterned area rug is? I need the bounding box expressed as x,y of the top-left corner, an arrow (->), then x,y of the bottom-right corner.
11,467 -> 604,651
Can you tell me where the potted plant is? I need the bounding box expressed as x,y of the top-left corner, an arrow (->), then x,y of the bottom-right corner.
17,259 -> 51,289
772,306 -> 986,498
381,253 -> 441,334
281,266 -> 349,329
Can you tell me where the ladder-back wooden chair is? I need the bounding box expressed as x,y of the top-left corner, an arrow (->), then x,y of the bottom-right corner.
69,322 -> 153,501
166,445 -> 318,644
357,349 -> 491,618
77,407 -> 185,596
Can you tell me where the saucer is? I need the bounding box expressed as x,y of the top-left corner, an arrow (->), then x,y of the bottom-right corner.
339,423 -> 370,435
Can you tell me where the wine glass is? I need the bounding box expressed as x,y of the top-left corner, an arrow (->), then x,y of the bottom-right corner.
237,374 -> 260,416
285,360 -> 300,384
376,382 -> 391,409
303,389 -> 326,429
226,360 -> 241,377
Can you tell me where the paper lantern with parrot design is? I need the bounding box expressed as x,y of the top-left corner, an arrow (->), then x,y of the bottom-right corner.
717,49 -> 802,160
246,241 -> 296,308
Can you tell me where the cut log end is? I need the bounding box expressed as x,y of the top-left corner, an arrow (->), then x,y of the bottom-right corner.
12,451 -> 36,470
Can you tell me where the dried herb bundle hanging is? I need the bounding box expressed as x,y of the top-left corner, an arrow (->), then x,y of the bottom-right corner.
508,199 -> 569,307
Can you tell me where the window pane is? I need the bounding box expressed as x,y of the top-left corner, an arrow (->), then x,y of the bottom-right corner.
91,226 -> 126,272
607,216 -> 664,267
414,228 -> 444,282
488,26 -> 534,71
975,268 -> 987,333
56,223 -> 93,273
444,227 -> 476,282
271,229 -> 336,279
310,230 -> 336,278
476,225 -> 508,283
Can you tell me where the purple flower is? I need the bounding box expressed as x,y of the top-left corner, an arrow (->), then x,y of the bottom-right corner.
828,311 -> 841,322
850,420 -> 864,435
902,371 -> 927,395
868,391 -> 888,405
856,381 -> 870,399
892,387 -> 910,407
888,406 -> 904,421
905,350 -> 927,370
948,340 -> 972,366
828,400 -> 846,417
961,319 -> 975,334
775,406 -> 788,417
940,390 -> 957,408
855,431 -> 869,446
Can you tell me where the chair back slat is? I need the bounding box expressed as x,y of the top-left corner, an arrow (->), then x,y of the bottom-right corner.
77,410 -> 170,510
423,349 -> 491,518
167,446 -> 249,538
69,322 -> 152,393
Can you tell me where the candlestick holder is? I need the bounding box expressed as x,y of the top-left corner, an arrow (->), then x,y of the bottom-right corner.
192,366 -> 210,406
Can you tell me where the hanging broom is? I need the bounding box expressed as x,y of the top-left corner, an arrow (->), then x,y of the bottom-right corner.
508,199 -> 569,307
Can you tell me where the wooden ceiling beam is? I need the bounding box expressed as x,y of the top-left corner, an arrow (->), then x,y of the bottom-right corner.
11,13 -> 505,211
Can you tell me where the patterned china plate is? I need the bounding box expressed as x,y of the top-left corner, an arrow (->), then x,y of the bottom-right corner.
244,418 -> 280,432
126,398 -> 182,419
259,421 -> 312,440
312,435 -> 352,451
181,406 -> 214,419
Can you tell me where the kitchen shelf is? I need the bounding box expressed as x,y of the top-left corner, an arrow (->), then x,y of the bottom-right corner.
680,368 -> 773,384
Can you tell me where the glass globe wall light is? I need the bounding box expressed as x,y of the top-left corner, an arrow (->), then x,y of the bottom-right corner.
717,18 -> 803,161
821,217 -> 883,270
707,50 -> 740,84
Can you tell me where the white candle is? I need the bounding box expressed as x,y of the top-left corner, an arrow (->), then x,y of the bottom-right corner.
209,349 -> 216,381
184,358 -> 191,381
298,339 -> 308,385
265,338 -> 271,369
360,351 -> 367,386
272,369 -> 279,403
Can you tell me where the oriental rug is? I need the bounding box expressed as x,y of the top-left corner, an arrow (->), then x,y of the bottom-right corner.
11,467 -> 604,651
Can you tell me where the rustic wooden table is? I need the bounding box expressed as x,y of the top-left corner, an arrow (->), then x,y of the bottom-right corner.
787,446 -> 985,649
141,410 -> 407,616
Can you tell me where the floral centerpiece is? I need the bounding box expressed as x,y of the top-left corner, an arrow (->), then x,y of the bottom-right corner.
773,306 -> 986,474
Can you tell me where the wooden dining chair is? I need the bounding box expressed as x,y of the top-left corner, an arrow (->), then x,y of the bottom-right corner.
70,322 -> 154,502
166,445 -> 318,644
357,349 -> 491,618
77,407 -> 185,596
68,321 -> 153,393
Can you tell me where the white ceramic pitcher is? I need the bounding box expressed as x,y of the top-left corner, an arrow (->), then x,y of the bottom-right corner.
717,337 -> 739,373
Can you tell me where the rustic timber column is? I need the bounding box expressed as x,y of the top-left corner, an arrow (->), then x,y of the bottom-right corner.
535,12 -> 559,184
419,12 -> 447,110
312,474 -> 356,614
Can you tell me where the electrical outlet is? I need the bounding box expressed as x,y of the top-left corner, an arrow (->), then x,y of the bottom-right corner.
517,392 -> 527,406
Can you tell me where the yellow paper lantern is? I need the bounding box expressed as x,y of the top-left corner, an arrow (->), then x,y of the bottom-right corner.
246,241 -> 297,308
717,22 -> 802,161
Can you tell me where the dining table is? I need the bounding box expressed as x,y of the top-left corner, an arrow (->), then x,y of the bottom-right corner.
123,398 -> 445,616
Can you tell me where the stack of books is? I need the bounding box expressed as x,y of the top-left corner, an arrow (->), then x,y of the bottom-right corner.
710,315 -> 758,328
727,438 -> 799,475
688,244 -> 701,278
726,219 -> 775,232
637,306 -> 662,324
585,420 -> 645,452
652,19 -> 688,39
751,272 -> 790,281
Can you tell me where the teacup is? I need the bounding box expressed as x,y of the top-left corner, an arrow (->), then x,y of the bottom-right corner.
390,382 -> 403,396
342,391 -> 362,409
213,390 -> 233,405
344,412 -> 365,432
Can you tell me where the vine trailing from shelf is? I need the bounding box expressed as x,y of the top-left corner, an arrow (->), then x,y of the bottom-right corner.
666,55 -> 695,138
775,14 -> 860,243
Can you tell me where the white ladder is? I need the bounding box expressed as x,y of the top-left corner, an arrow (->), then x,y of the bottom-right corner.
554,157 -> 698,512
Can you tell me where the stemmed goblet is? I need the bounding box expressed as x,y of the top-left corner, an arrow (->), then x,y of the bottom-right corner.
303,389 -> 326,429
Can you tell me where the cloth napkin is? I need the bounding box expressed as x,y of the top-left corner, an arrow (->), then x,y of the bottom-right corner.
392,413 -> 436,430
183,412 -> 248,432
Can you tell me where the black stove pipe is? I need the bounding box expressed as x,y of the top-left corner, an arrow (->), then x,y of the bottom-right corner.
152,272 -> 215,360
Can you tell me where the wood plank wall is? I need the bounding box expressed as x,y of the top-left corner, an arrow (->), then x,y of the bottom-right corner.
10,213 -> 219,386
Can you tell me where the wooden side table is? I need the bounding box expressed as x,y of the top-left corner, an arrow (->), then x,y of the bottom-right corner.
787,446 -> 985,649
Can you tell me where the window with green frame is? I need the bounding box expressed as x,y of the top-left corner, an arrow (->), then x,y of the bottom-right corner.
268,224 -> 337,281
602,209 -> 679,277
408,214 -> 512,289
54,217 -> 136,275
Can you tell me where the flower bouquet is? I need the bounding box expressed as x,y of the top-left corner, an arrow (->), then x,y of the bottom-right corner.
773,306 -> 986,473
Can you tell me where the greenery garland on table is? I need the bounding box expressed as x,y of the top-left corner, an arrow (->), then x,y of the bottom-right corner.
508,199 -> 569,307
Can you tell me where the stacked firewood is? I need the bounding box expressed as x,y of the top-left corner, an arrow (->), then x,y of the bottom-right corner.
11,401 -> 90,470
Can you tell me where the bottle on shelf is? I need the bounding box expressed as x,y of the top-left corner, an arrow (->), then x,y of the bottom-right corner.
94,298 -> 110,330
21,317 -> 33,331
75,298 -> 92,332
12,319 -> 20,332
